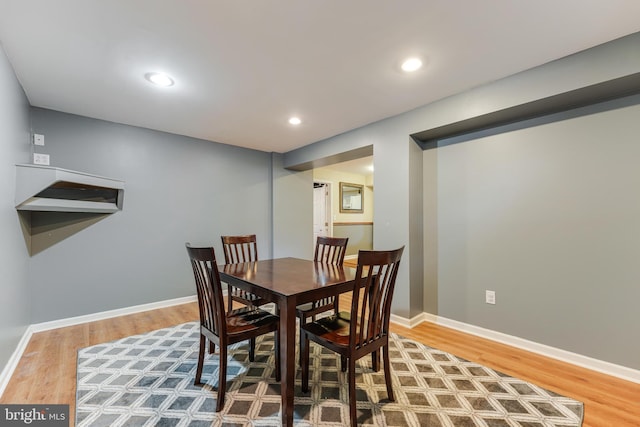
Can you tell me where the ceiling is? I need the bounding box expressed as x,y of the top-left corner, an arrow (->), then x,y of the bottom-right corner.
1,1 -> 639,154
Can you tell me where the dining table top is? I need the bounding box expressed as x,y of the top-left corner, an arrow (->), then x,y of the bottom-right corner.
219,256 -> 358,298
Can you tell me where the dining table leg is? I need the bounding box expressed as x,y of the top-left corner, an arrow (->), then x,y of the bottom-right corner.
279,296 -> 296,426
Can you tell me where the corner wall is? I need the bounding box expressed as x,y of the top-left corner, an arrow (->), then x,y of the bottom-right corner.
0,43 -> 31,382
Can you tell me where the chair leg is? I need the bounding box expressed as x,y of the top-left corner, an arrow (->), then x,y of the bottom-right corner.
301,331 -> 311,393
372,350 -> 379,372
216,344 -> 228,412
195,335 -> 205,385
249,337 -> 256,361
209,340 -> 215,354
341,355 -> 347,372
274,330 -> 281,382
382,344 -> 394,401
298,316 -> 303,366
227,287 -> 233,311
348,356 -> 357,427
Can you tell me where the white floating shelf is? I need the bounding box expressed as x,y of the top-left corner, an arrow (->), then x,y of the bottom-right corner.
15,164 -> 124,213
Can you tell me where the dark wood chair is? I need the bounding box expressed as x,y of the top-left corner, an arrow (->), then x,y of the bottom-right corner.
186,243 -> 280,412
220,234 -> 271,360
296,236 -> 348,363
221,234 -> 268,309
300,246 -> 404,427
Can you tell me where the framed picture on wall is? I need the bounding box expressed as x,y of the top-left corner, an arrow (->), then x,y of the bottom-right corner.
340,182 -> 363,213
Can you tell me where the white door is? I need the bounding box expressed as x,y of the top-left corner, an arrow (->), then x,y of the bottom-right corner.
313,183 -> 331,243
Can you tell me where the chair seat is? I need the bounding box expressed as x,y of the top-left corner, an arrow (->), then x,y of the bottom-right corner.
300,311 -> 353,347
226,306 -> 278,337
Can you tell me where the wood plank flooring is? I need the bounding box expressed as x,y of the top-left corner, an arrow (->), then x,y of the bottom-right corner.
2,298 -> 638,426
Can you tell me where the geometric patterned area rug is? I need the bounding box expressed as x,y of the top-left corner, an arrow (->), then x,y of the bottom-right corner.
76,322 -> 583,426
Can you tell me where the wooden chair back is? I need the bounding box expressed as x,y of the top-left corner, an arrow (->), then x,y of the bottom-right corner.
185,243 -> 226,338
221,234 -> 258,264
301,236 -> 349,318
314,236 -> 348,265
221,234 -> 266,310
350,246 -> 404,350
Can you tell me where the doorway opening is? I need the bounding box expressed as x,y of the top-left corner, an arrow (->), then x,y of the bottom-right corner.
312,156 -> 374,258
313,181 -> 332,244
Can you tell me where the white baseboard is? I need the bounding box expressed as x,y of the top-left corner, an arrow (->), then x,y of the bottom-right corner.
390,311 -> 437,328
391,311 -> 640,385
0,295 -> 197,399
30,295 -> 197,333
0,324 -> 34,398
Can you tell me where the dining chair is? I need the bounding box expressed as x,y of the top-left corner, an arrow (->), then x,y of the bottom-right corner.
186,243 -> 280,412
220,234 -> 271,360
221,234 -> 268,309
296,236 -> 348,363
300,246 -> 404,427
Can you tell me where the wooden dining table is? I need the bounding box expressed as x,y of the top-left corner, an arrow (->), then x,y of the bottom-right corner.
219,257 -> 358,427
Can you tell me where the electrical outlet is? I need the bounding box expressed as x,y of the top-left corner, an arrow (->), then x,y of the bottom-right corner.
33,153 -> 50,165
33,133 -> 45,146
485,290 -> 496,305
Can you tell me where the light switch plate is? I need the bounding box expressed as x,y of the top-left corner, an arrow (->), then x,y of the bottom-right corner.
485,290 -> 496,305
33,133 -> 45,146
33,153 -> 50,165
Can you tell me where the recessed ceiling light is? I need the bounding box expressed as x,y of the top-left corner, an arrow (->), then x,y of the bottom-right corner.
145,72 -> 174,87
401,57 -> 423,72
288,117 -> 301,125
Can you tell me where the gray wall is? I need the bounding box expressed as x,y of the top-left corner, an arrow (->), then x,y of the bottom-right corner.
0,44 -> 31,372
434,97 -> 640,370
423,147 -> 438,315
333,223 -> 373,256
271,153 -> 313,259
408,137 -> 424,318
284,32 -> 640,369
27,108 -> 273,323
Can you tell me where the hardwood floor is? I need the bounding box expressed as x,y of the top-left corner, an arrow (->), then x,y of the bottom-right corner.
2,298 -> 639,426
